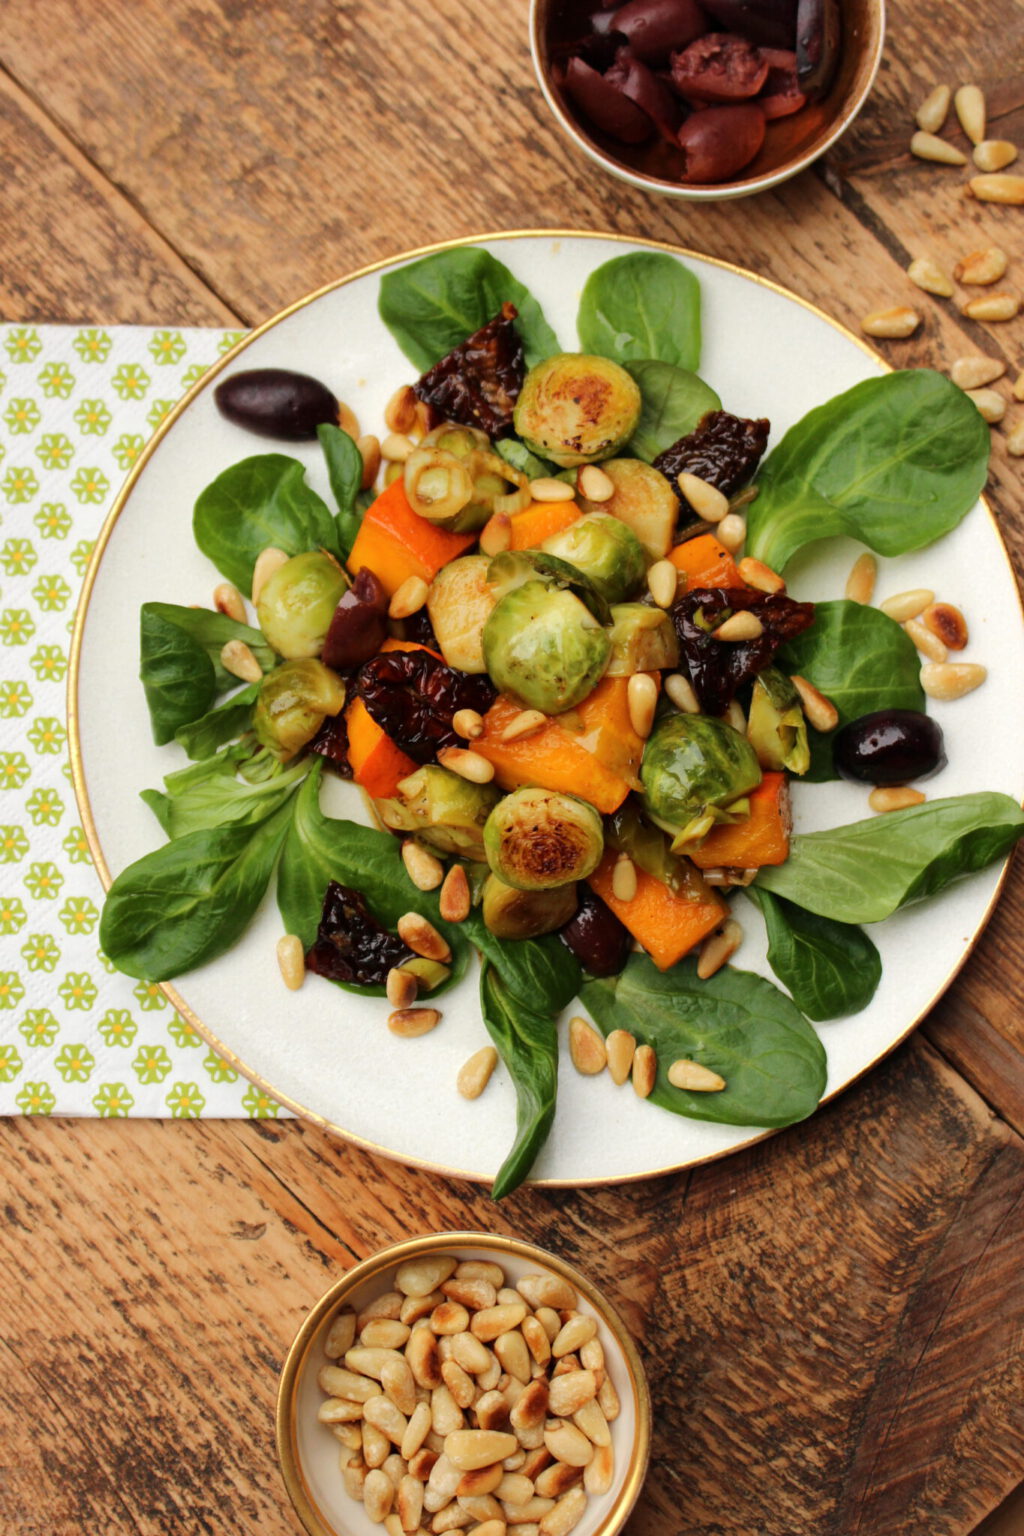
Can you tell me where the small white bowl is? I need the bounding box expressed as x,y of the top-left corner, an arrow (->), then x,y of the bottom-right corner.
277,1231 -> 651,1536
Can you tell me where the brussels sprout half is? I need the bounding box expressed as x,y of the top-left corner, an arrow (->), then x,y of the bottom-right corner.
253,657 -> 346,760
540,512 -> 647,604
482,580 -> 611,716
375,764 -> 501,863
513,353 -> 642,468
481,872 -> 579,940
256,550 -> 349,659
483,786 -> 604,891
641,712 -> 762,849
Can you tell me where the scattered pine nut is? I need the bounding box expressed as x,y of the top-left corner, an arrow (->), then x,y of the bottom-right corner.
397,912 -> 451,963
251,545 -> 289,605
966,387 -> 1006,423
910,131 -> 967,166
213,581 -> 247,622
611,853 -> 638,903
903,617 -> 948,663
972,140 -> 1018,173
357,434 -> 382,489
480,512 -> 513,556
845,551 -> 877,604
907,257 -> 953,298
647,558 -> 678,609
954,247 -> 1008,286
384,384 -> 419,435
388,1007 -> 441,1038
381,431 -> 415,463
713,611 -> 764,642
950,355 -> 1006,389
277,933 -> 305,990
920,661 -> 987,700
219,639 -> 262,683
961,291 -> 1020,323
968,173 -> 1024,204
716,512 -> 747,553
577,464 -> 614,502
569,1016 -> 608,1076
791,674 -> 839,731
667,1058 -> 726,1092
389,574 -> 429,619
439,865 -> 471,925
737,556 -> 785,593
606,1029 -> 636,1086
437,747 -> 495,784
664,672 -> 700,713
861,306 -> 922,339
457,1046 -> 499,1100
869,786 -> 926,813
696,918 -> 743,980
678,471 -> 729,523
386,967 -> 419,1009
1006,418 -> 1024,456
530,477 -> 576,503
402,839 -> 445,892
879,587 -> 933,622
501,709 -> 548,743
631,1044 -> 657,1099
453,708 -> 484,740
954,84 -> 986,145
337,402 -> 361,440
626,672 -> 658,737
914,84 -> 950,134
1014,373 -> 1024,403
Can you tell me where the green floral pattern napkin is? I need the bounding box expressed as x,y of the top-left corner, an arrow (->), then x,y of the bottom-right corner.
0,325 -> 286,1120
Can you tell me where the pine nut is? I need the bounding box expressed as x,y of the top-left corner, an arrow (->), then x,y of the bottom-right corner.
966,387 -> 1006,423
220,639 -> 262,682
577,464 -> 614,501
397,1473 -> 424,1531
972,140 -> 1018,172
251,545 -> 288,605
452,708 -> 484,740
332,1422 -> 363,1449
725,699 -> 746,734
573,1398 -> 610,1449
907,257 -> 953,298
869,786 -> 926,813
844,551 -> 877,604
441,1358 -> 478,1411
439,864 -> 471,924
542,1423 -> 593,1469
605,1029 -> 635,1086
647,558 -> 678,609
388,1007 -> 442,1038
791,674 -> 839,731
903,617 -> 947,662
498,1472 -> 537,1505
384,384 -> 419,435
737,556 -> 785,594
1007,418 -> 1024,456
357,434 -> 382,490
382,1355 -> 417,1415
386,967 -> 419,1009
539,1484 -> 587,1536
467,1520 -> 506,1536
860,306 -> 922,339
626,672 -> 658,737
471,1303 -> 528,1343
954,84 -> 986,145
910,131 -> 967,165
516,1282 -> 575,1319
568,1016 -> 607,1076
950,355 -> 1006,389
665,672 -> 700,713
879,587 -> 934,622
213,580 -> 247,622
954,247 -> 1008,286
325,1309 -> 358,1359
382,432 -> 416,463
969,173 -> 1024,204
360,1293 -> 404,1328
914,84 -> 950,134
961,291 -> 1020,322
402,840 -> 445,891
276,933 -> 305,990
713,611 -> 763,641
364,1466 -> 396,1521
480,512 -> 513,556
397,912 -> 451,963
697,918 -> 743,980
1014,373 -> 1024,402
444,1275 -> 497,1309
611,853 -> 638,903
583,1443 -> 614,1496
444,1429 -> 518,1471
596,1374 -> 619,1421
920,661 -> 987,700
667,1058 -> 726,1092
501,709 -> 548,743
678,471 -> 729,522
530,478 -> 576,503
437,747 -> 495,784
338,402 -> 361,440
631,1043 -> 657,1099
389,575 -> 430,619
716,512 -> 747,553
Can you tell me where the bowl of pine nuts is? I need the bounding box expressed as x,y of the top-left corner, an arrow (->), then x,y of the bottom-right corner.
277,1232 -> 651,1536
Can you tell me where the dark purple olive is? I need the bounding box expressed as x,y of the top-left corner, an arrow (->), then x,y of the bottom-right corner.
611,0 -> 708,65
214,368 -> 339,440
605,46 -> 682,139
560,887 -> 632,977
833,710 -> 947,787
757,47 -> 807,118
560,55 -> 655,143
677,102 -> 765,182
795,0 -> 840,98
671,34 -> 769,102
322,568 -> 389,671
700,0 -> 797,48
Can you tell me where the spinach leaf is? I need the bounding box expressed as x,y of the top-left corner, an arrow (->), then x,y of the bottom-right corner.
99,799 -> 294,981
378,247 -> 559,371
626,361 -> 721,463
581,954 -> 825,1127
141,751 -> 308,840
746,887 -> 881,1020
755,792 -> 1024,923
318,422 -> 364,560
193,453 -> 340,592
779,600 -> 925,779
746,370 -> 990,572
481,962 -> 560,1201
464,914 -> 581,1014
139,603 -> 273,746
174,682 -> 260,760
577,251 -> 701,370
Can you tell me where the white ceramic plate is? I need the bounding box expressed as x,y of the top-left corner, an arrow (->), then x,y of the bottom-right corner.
71,231 -> 1024,1187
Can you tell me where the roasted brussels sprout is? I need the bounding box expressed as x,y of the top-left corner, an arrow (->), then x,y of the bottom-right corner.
513,353 -> 642,468
540,511 -> 647,604
482,580 -> 611,715
481,872 -> 579,939
576,457 -> 679,559
253,658 -> 346,761
483,786 -> 604,890
375,764 -> 501,862
607,799 -> 717,901
426,555 -> 498,674
606,603 -> 680,676
747,667 -> 810,774
404,423 -> 530,533
485,549 -> 610,624
256,550 -> 349,659
641,712 -> 762,849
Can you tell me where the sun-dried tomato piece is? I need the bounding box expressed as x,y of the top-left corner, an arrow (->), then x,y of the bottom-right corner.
671,586 -> 815,714
654,410 -> 771,507
305,881 -> 411,986
356,649 -> 496,763
413,303 -> 525,440
308,710 -> 353,777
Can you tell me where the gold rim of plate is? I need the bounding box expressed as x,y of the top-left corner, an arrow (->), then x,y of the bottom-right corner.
66,227 -> 1024,1187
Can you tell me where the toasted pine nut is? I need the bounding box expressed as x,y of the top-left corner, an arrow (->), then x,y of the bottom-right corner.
356,433 -> 382,490
954,83 -> 986,144
480,512 -> 513,556
961,291 -> 1020,322
950,355 -> 1006,389
439,864 -> 471,924
535,1459 -> 585,1499
220,639 -> 262,683
869,786 -> 927,813
386,966 -> 419,1009
397,912 -> 451,963
678,471 -> 729,522
968,173 -> 1024,203
363,1467 -> 395,1522
737,556 -> 785,594
1006,418 -> 1024,456
325,1309 -> 358,1359
914,84 -> 950,133
954,247 -> 1009,286
668,1058 -> 726,1092
966,387 -> 1006,422
713,611 -> 763,642
972,139 -> 1018,172
845,551 -> 877,604
920,661 -> 988,700
437,746 -> 495,784
470,1303 -> 528,1344
1014,373 -> 1024,402
384,384 -> 419,436
452,708 -> 484,740
879,587 -> 934,622
396,1473 -> 424,1531
583,1442 -> 615,1496
631,1043 -> 657,1099
389,575 -> 429,619
402,839 -> 445,892
457,1045 -> 499,1101
568,1016 -> 607,1076
530,477 -> 576,503
910,131 -> 967,165
577,464 -> 614,502
444,1428 -> 519,1472
542,1422 -> 593,1469
501,709 -> 548,742
626,672 -> 658,737
611,853 -> 638,903
388,1007 -> 441,1038
860,306 -> 922,339
903,617 -> 947,662
251,545 -> 289,605
697,918 -> 743,980
791,674 -> 839,731
647,558 -> 678,609
539,1484 -> 588,1535
276,933 -> 305,990
725,699 -> 746,734
907,257 -> 953,298
381,431 -> 415,463
337,402 -> 360,440
665,672 -> 700,713
213,581 -> 247,622
606,1029 -> 636,1086
716,512 -> 747,552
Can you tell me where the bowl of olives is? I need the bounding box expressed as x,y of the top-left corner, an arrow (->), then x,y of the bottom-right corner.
529,0 -> 886,199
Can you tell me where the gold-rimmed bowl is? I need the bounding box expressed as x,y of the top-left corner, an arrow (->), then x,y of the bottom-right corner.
277,1231 -> 651,1536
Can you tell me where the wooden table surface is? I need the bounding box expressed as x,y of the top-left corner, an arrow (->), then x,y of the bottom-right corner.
2,3 -> 1023,1533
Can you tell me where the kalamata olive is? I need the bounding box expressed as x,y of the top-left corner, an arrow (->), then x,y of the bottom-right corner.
214,367 -> 339,440
676,102 -> 766,183
605,46 -> 682,139
795,0 -> 840,98
611,0 -> 708,65
833,710 -> 947,787
561,55 -> 656,143
700,0 -> 797,48
559,887 -> 632,976
671,34 -> 769,102
757,48 -> 807,118
322,568 -> 389,670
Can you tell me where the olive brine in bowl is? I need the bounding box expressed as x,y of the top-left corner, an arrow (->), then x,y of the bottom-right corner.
98,244 -> 1024,1198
